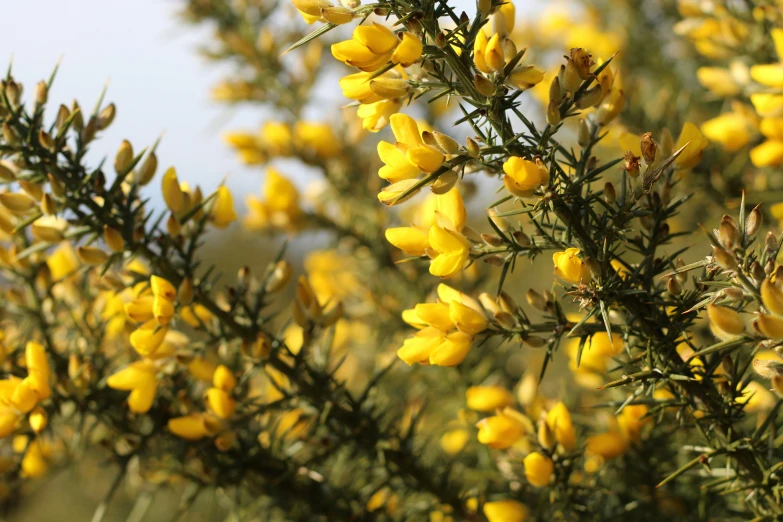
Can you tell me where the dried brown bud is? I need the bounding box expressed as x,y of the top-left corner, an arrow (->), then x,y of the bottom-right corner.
526,289 -> 547,311
481,233 -> 504,247
640,132 -> 657,164
667,277 -> 682,296
604,182 -> 616,205
512,230 -> 531,247
624,151 -> 641,179
718,215 -> 740,250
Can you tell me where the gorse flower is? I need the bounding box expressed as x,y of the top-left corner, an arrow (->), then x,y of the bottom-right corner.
331,24 -> 422,71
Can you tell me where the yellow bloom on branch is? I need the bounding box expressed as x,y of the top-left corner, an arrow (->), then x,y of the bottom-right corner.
553,248 -> 591,284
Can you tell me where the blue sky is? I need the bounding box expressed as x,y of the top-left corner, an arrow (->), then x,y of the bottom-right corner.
1,0 -> 262,204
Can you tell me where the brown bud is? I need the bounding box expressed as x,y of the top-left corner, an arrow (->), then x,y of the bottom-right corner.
624,151 -> 641,178
712,246 -> 738,271
97,103 -> 116,130
667,277 -> 682,296
526,289 -> 547,311
766,232 -> 779,254
483,254 -> 506,266
474,74 -> 495,97
481,233 -> 504,247
718,215 -> 740,250
640,132 -> 657,164
512,231 -> 531,247
751,261 -> 766,282
604,182 -> 616,205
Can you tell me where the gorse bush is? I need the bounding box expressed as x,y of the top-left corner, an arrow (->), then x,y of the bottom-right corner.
2,0 -> 783,520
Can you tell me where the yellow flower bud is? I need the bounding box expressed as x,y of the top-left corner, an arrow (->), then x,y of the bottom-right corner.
466,386 -> 514,412
76,246 -> 109,266
213,365 -> 237,392
210,186 -> 237,229
476,408 -> 528,449
129,319 -> 169,356
706,304 -> 745,340
756,314 -> 783,339
114,139 -> 134,175
502,156 -> 548,198
206,388 -> 236,419
168,413 -> 210,440
320,6 -> 353,24
546,401 -> 576,451
523,451 -> 554,487
449,300 -> 488,334
585,431 -> 629,460
151,275 -> 177,301
0,192 -> 36,213
483,500 -> 528,522
28,407 -> 47,433
391,32 -> 423,67
762,278 -> 783,316
552,248 -> 591,284
103,225 -> 125,252
162,167 -> 185,214
429,331 -> 473,366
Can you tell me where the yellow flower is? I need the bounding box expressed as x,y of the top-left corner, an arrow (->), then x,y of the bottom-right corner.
553,248 -> 591,284
332,24 -> 419,72
106,360 -> 158,413
448,299 -> 488,335
546,402 -> 577,451
674,122 -> 709,169
206,388 -> 236,419
25,342 -> 51,401
210,186 -> 237,229
617,404 -> 650,442
483,500 -> 528,522
466,386 -> 514,412
440,428 -> 470,455
762,277 -> 783,316
411,302 -> 454,331
294,121 -> 340,158
697,66 -> 742,97
391,32 -> 423,67
476,408 -> 529,449
701,108 -> 756,152
585,431 -> 628,461
129,319 -> 169,356
245,168 -> 301,231
751,118 -> 783,167
507,66 -> 544,90
706,304 -> 745,341
357,99 -> 402,132
502,157 -> 549,198
397,327 -> 445,365
378,114 -> 444,182
474,31 -> 504,74
161,167 -> 185,214
261,121 -> 293,156
385,226 -> 430,256
168,413 -> 211,440
523,452 -> 554,488
429,331 -> 473,366
428,225 -> 470,278
291,0 -> 332,24
47,243 -> 79,281
751,63 -> 783,88
751,93 -> 783,118
750,140 -> 783,167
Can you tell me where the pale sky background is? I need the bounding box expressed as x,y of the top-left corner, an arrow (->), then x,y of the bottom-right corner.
1,0 -> 263,207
